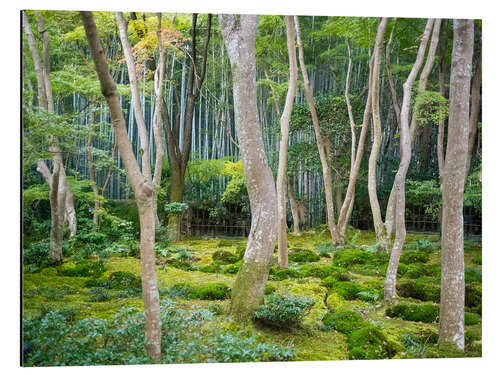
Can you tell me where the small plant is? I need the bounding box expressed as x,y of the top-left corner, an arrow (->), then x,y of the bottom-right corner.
268,266 -> 301,281
346,229 -> 361,247
396,279 -> 440,302
465,284 -> 482,308
315,242 -> 337,257
207,302 -> 224,315
176,247 -> 195,262
254,293 -> 314,329
464,266 -> 482,283
167,282 -> 231,300
414,239 -> 434,251
264,283 -> 277,295
87,287 -> 112,302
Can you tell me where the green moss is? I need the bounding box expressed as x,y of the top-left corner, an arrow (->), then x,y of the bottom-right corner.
212,249 -> 239,264
168,282 -> 231,300
347,326 -> 397,360
464,266 -> 482,283
400,251 -> 430,264
464,312 -> 481,325
386,303 -> 439,323
223,260 -> 242,274
322,310 -> 369,334
264,283 -> 277,295
465,284 -> 482,308
397,279 -> 441,302
269,266 -> 301,281
288,249 -> 321,263
328,281 -> 363,300
403,263 -> 440,279
58,260 -> 106,278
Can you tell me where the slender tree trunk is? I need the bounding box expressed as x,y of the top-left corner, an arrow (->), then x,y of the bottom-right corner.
384,19 -> 434,301
295,16 -> 336,243
333,42 -> 374,245
465,53 -> 481,180
152,13 -> 167,227
81,11 -> 161,360
367,18 -> 390,251
438,19 -> 474,351
277,16 -> 298,268
287,179 -> 301,236
220,14 -> 278,323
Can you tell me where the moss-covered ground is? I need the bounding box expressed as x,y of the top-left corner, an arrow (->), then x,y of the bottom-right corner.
22,229 -> 482,363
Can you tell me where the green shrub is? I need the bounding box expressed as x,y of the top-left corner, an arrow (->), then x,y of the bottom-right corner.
414,239 -> 435,251
165,259 -> 197,271
396,279 -> 441,302
322,311 -> 368,334
23,241 -> 50,267
176,247 -> 196,262
465,266 -> 482,283
207,302 -> 224,315
254,293 -> 314,329
59,260 -> 106,278
288,249 -> 320,263
347,326 -> 397,360
400,251 -> 429,264
464,312 -> 480,326
235,243 -> 246,260
107,271 -> 142,290
386,303 -> 439,323
465,284 -> 482,308
212,249 -> 239,264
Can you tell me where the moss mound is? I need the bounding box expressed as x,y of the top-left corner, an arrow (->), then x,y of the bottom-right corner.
397,279 -> 440,302
59,260 -> 106,278
269,266 -> 301,281
347,326 -> 397,360
322,310 -> 368,334
212,249 -> 239,264
168,282 -> 231,300
400,251 -> 430,264
386,303 -> 439,323
464,312 -> 481,326
288,249 -> 321,263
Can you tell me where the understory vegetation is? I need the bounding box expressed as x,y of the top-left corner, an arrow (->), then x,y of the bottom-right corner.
23,227 -> 482,365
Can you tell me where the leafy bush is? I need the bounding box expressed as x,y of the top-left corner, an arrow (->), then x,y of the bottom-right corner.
347,326 -> 397,360
472,256 -> 482,265
400,251 -> 429,264
322,310 -> 368,334
199,262 -> 223,274
254,293 -> 314,329
414,239 -> 435,251
464,312 -> 480,326
212,249 -> 239,264
58,260 -> 106,278
386,303 -> 439,323
397,279 -> 440,302
300,264 -> 338,279
288,249 -> 320,263
87,287 -> 112,302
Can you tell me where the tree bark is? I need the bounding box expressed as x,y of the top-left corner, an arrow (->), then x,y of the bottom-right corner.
384,19 -> 434,301
465,52 -> 481,180
219,14 -> 278,323
367,18 -> 390,251
81,11 -> 161,361
295,16 -> 336,243
277,16 -> 298,268
438,19 -> 474,351
287,178 -> 301,236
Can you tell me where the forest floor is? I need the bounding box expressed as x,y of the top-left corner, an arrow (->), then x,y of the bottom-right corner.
22,229 -> 482,365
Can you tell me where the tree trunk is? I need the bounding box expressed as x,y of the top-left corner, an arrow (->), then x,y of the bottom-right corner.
219,14 -> 278,323
48,159 -> 64,264
384,19 -> 434,301
465,53 -> 481,180
81,11 -> 161,360
277,16 -> 298,268
295,16 -> 336,243
438,19 -> 474,351
287,179 -> 301,236
367,18 -> 390,252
